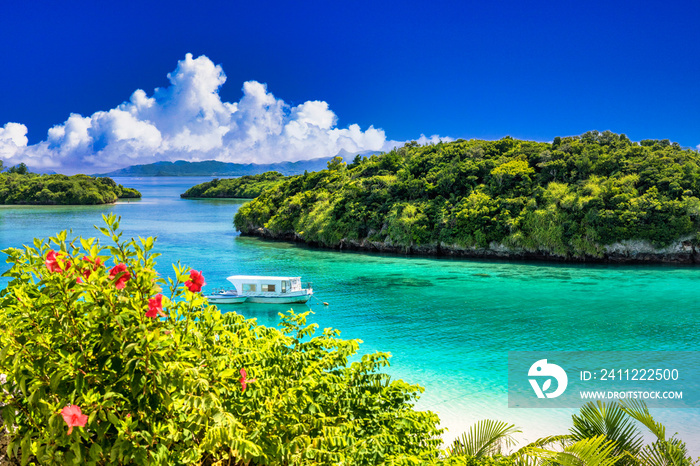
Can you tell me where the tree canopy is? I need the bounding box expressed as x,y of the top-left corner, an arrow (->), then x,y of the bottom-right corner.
0,167 -> 140,205
234,131 -> 700,260
181,172 -> 286,199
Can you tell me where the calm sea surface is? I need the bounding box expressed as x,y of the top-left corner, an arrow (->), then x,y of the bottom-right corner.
2,177 -> 699,450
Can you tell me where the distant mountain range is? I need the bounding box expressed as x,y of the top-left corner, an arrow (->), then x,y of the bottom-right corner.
94,150 -> 380,177
31,167 -> 58,175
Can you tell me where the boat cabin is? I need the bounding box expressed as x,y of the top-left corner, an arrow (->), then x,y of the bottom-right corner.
226,275 -> 304,295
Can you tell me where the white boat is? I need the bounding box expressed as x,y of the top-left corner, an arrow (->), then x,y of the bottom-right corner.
206,289 -> 248,304
226,275 -> 313,304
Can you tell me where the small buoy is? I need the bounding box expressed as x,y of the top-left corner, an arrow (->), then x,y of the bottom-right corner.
323,302 -> 329,306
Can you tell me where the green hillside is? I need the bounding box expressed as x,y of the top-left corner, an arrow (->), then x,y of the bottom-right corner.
0,166 -> 141,205
181,172 -> 287,199
234,131 -> 700,261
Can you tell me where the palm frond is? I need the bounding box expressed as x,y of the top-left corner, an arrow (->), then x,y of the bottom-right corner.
571,401 -> 644,458
512,435 -> 573,466
528,435 -> 620,466
619,400 -> 691,465
618,399 -> 666,441
447,419 -> 521,458
637,440 -> 692,466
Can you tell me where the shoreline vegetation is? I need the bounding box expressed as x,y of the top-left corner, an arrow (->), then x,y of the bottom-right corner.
0,162 -> 141,205
233,131 -> 700,264
0,219 -> 696,464
180,172 -> 286,199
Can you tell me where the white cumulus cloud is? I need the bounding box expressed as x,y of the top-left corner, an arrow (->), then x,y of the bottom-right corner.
378,134 -> 455,153
0,122 -> 29,161
414,134 -> 455,146
1,53 -> 412,173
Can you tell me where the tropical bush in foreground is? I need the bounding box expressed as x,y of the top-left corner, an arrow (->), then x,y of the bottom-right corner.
0,215 -> 442,465
442,401 -> 697,466
1,216 -> 697,465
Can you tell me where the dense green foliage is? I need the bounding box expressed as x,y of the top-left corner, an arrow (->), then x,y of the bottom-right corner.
0,172 -> 140,205
181,172 -> 287,199
0,216 -> 443,465
0,218 -> 697,465
5,162 -> 30,175
443,401 -> 696,466
234,132 -> 700,259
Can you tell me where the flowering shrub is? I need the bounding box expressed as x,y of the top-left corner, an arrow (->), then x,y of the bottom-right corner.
0,214 -> 443,465
184,270 -> 205,293
60,406 -> 88,435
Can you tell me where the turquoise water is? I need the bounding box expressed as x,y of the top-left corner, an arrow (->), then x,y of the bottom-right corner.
2,177 -> 699,450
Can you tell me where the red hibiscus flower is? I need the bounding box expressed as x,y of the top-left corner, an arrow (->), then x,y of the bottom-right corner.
46,250 -> 74,274
146,294 -> 165,318
109,263 -> 131,289
185,270 -> 206,292
81,256 -> 103,280
45,250 -> 63,273
239,368 -> 257,392
61,405 -> 88,435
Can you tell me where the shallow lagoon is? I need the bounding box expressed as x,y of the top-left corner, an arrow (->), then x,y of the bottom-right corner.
2,177 -> 699,451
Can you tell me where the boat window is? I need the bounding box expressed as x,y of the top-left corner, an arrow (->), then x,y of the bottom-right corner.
281,281 -> 287,293
262,284 -> 276,292
242,284 -> 256,292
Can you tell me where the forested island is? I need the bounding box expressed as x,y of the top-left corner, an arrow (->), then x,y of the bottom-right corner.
234,131 -> 700,263
181,172 -> 287,199
0,163 -> 141,205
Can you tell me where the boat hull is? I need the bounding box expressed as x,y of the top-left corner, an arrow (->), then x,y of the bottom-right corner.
244,294 -> 312,304
206,295 -> 248,304
207,291 -> 312,304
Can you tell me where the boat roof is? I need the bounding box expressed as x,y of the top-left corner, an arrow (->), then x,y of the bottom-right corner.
227,275 -> 301,281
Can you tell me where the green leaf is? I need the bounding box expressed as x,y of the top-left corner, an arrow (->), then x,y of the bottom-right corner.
447,420 -> 520,458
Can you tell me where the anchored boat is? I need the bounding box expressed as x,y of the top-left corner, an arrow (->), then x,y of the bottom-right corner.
206,289 -> 248,304
207,275 -> 313,304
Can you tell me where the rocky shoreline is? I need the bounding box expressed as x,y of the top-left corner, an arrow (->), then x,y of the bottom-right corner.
240,227 -> 700,265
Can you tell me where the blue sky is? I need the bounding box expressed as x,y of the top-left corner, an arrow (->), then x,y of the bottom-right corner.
0,0 -> 698,172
